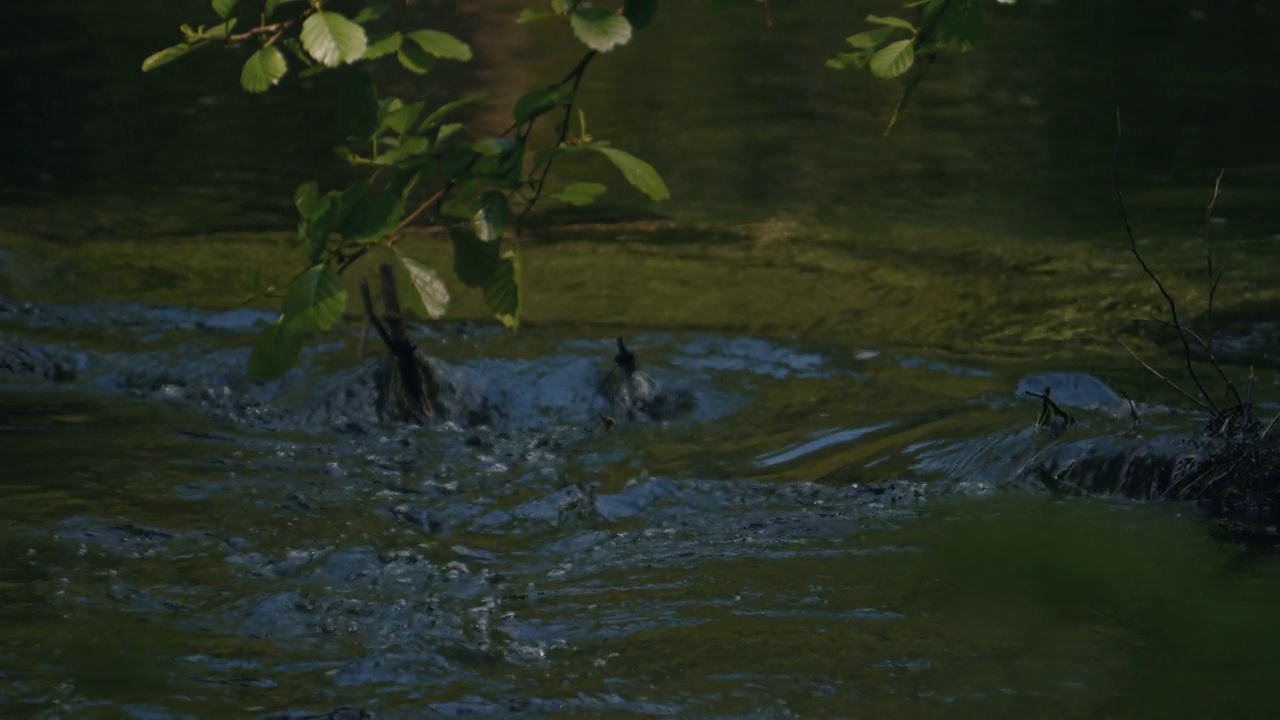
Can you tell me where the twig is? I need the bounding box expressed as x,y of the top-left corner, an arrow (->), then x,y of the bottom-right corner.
1261,411 -> 1280,440
359,278 -> 394,350
1118,387 -> 1141,426
335,49 -> 599,274
1202,168 -> 1225,355
883,0 -> 951,135
1150,316 -> 1244,407
517,50 -> 598,230
226,9 -> 313,46
1117,337 -> 1208,410
1114,109 -> 1220,416
1024,387 -> 1073,429
1198,168 -> 1245,408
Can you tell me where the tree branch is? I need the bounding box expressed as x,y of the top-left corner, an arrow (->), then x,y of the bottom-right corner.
226,8 -> 313,46
518,50 -> 598,230
1114,109 -> 1221,416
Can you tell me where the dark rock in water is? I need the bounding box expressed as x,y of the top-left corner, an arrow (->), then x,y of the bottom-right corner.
935,421 -> 1280,546
1015,373 -> 1126,413
597,368 -> 695,423
0,336 -> 79,381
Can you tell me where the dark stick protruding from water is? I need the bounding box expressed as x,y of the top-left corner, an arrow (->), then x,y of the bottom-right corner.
614,337 -> 636,376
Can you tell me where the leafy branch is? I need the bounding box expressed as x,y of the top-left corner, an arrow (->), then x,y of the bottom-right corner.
827,0 -> 1008,133
143,0 -> 667,380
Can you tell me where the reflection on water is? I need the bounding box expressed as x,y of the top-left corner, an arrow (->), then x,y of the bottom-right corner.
4,1 -> 1280,240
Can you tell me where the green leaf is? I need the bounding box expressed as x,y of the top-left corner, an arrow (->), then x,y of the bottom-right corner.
847,27 -> 894,49
513,87 -> 568,124
450,228 -> 501,287
419,92 -> 489,131
240,46 -> 288,93
400,257 -> 450,319
551,182 -> 606,206
294,182 -> 320,217
363,31 -> 402,60
589,146 -> 669,201
248,319 -> 303,380
300,183 -> 368,262
380,100 -> 424,136
869,39 -> 915,78
397,42 -> 435,74
374,136 -> 430,165
281,264 -> 347,336
623,0 -> 658,29
142,43 -> 194,72
338,190 -> 403,243
570,8 -> 633,52
336,71 -> 379,138
472,191 -> 511,242
301,11 -> 368,67
434,122 -> 464,146
265,0 -> 302,19
517,8 -> 557,24
405,30 -> 473,61
484,252 -> 520,330
866,15 -> 917,31
212,0 -> 238,19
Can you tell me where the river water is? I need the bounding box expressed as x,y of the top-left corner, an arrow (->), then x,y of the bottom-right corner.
3,0 -> 1280,717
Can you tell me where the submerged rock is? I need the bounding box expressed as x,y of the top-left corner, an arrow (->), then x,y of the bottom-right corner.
595,338 -> 695,424
0,336 -> 79,381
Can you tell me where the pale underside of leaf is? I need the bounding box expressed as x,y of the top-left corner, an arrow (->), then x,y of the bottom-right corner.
570,9 -> 633,52
401,257 -> 451,319
301,11 -> 368,68
869,39 -> 915,79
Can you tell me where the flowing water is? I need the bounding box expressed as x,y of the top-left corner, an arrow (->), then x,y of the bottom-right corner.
3,1 -> 1280,718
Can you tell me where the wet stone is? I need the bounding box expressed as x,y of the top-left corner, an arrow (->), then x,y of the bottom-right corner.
0,336 -> 80,381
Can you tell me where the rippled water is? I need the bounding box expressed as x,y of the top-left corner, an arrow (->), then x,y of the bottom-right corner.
4,0 -> 1280,717
2,299 -> 1278,717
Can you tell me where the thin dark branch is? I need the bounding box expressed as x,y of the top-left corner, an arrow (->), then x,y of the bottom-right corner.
226,8 -> 313,45
1118,337 -> 1208,410
1203,168 -> 1224,364
882,0 -> 950,135
1024,388 -> 1073,428
1114,109 -> 1220,415
335,48 -> 597,274
359,278 -> 394,350
1150,316 -> 1245,407
517,49 -> 598,231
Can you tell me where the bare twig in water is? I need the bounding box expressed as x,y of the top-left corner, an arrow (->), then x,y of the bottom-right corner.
1117,337 -> 1208,410
1197,168 -> 1246,409
360,264 -> 438,421
1114,109 -> 1220,416
589,337 -> 638,429
1118,387 -> 1142,426
1025,387 -> 1073,429
1261,411 -> 1280,441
